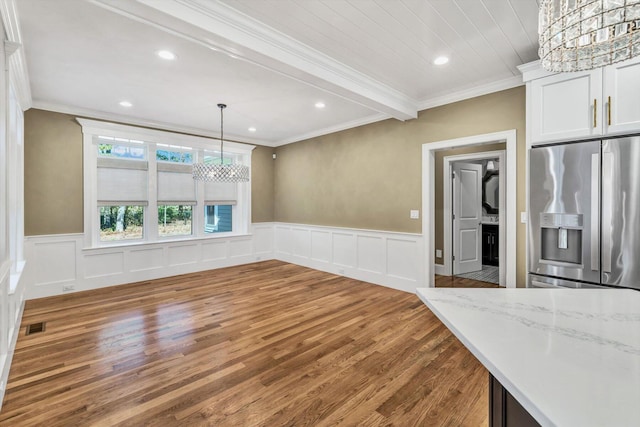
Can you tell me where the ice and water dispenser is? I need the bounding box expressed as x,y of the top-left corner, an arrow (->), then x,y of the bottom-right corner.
539,213 -> 583,266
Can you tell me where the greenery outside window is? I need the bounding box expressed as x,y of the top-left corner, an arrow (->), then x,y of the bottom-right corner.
100,205 -> 144,241
158,205 -> 193,237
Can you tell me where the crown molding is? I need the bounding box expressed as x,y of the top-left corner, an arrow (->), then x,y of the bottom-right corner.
92,0 -> 417,121
517,60 -> 555,83
274,112 -> 389,146
32,101 -> 277,147
417,75 -> 524,112
0,0 -> 32,110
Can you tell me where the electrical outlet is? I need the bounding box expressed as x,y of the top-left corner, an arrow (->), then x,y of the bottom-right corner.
521,212 -> 527,223
62,284 -> 75,292
338,269 -> 345,275
410,209 -> 420,219
436,249 -> 442,258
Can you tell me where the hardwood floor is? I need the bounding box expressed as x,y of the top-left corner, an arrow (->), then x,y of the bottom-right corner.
435,274 -> 500,288
1,261 -> 488,426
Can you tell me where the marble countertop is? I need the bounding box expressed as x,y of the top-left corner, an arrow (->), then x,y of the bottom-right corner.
416,288 -> 640,427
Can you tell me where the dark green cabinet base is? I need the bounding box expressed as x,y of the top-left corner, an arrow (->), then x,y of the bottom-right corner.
489,374 -> 541,427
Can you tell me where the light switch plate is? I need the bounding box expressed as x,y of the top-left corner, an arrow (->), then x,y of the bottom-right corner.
410,209 -> 420,219
436,249 -> 442,258
520,212 -> 527,223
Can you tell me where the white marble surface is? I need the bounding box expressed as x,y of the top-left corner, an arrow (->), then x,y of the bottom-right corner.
416,288 -> 640,427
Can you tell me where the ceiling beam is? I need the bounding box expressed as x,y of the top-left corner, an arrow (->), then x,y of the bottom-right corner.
92,0 -> 417,121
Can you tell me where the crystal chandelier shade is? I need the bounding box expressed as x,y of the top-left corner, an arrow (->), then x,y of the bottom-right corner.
539,0 -> 640,72
192,103 -> 250,183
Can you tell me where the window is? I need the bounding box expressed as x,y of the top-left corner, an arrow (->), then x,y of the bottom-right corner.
79,119 -> 254,247
158,205 -> 192,237
204,205 -> 232,233
100,205 -> 144,241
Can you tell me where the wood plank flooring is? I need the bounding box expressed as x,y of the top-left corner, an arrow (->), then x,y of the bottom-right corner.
435,274 -> 500,288
1,261 -> 490,426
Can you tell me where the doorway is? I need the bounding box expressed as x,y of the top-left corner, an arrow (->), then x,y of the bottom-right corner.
446,153 -> 505,286
421,130 -> 516,288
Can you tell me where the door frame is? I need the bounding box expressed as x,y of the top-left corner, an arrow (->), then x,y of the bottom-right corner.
445,151 -> 506,285
422,130 -> 516,288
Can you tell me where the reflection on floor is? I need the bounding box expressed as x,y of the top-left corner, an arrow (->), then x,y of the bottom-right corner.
454,265 -> 499,285
435,271 -> 500,288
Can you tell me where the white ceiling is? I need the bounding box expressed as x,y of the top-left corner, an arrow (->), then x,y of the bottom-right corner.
16,0 -> 540,147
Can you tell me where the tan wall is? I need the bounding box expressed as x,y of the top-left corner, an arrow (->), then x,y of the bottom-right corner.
250,146 -> 275,222
434,142 -> 506,265
24,109 -> 84,235
274,86 -> 527,286
23,109 -> 275,236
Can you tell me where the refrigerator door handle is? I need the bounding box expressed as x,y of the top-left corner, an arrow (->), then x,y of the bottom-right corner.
602,152 -> 614,273
591,153 -> 600,271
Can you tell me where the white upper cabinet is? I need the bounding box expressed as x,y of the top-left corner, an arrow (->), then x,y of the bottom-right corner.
521,57 -> 640,145
604,57 -> 640,134
530,69 -> 602,144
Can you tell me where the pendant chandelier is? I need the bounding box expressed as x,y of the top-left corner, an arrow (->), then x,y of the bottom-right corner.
192,103 -> 250,183
539,0 -> 640,73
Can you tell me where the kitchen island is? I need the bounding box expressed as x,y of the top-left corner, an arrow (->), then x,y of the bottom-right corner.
416,288 -> 640,427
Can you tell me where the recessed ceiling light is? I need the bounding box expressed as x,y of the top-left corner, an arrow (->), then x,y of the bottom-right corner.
248,127 -> 257,132
315,102 -> 326,109
434,56 -> 449,65
119,101 -> 133,108
157,50 -> 176,60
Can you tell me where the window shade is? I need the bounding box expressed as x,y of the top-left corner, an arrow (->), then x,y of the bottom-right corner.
205,182 -> 237,205
157,163 -> 196,204
97,158 -> 148,205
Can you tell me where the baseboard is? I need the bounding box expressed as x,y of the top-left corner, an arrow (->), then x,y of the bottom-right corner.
434,263 -> 447,276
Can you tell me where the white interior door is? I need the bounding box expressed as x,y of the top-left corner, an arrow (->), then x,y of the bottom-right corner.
453,162 -> 482,274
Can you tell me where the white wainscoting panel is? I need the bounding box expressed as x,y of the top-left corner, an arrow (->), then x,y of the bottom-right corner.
168,244 -> 199,267
22,223 -> 425,299
291,228 -> 311,260
310,231 -> 331,263
84,251 -> 124,279
357,235 -> 385,275
387,238 -> 420,281
229,238 -> 252,258
34,240 -> 76,286
333,233 -> 356,268
202,240 -> 227,261
129,247 -> 164,272
23,225 -> 277,300
275,223 -> 423,293
1,259 -> 26,412
252,224 -> 274,257
275,226 -> 292,255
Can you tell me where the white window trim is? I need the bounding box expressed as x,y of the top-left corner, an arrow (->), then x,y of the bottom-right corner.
78,118 -> 255,249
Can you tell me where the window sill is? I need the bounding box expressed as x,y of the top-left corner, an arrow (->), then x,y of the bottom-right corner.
83,232 -> 253,252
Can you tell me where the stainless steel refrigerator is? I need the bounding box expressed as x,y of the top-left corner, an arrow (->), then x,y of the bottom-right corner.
528,136 -> 640,290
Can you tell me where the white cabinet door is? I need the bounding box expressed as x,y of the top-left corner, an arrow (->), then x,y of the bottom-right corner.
530,69 -> 602,144
604,57 -> 640,135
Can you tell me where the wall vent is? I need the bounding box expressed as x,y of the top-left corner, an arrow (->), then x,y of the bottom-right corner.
25,322 -> 46,335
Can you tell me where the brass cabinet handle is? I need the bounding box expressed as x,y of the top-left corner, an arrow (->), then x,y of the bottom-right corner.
608,95 -> 612,126
594,98 -> 597,128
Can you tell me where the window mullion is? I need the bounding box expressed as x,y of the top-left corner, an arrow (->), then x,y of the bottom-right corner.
194,148 -> 205,238
147,142 -> 158,241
